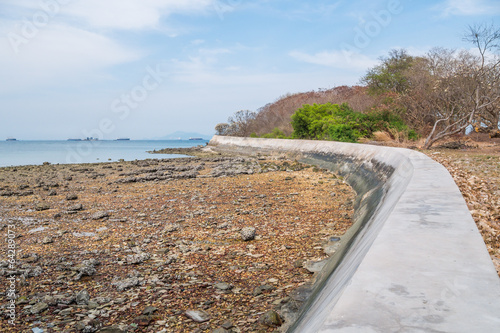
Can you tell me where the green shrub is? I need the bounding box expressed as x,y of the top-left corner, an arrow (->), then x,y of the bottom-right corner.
260,128 -> 288,139
408,129 -> 419,141
290,102 -> 415,142
328,124 -> 361,142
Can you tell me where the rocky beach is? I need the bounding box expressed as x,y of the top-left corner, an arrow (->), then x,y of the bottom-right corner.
0,152 -> 355,332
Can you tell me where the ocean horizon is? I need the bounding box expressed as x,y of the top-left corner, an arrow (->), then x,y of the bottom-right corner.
0,139 -> 209,167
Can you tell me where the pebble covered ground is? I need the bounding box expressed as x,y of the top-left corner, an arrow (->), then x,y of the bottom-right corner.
0,155 -> 355,332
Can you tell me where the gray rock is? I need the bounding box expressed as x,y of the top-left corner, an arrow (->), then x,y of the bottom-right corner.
26,254 -> 40,263
185,309 -> 210,323
163,223 -> 180,233
98,327 -> 126,333
87,301 -> 99,309
35,202 -> 50,211
59,295 -> 76,305
240,227 -> 256,241
293,259 -> 306,268
68,203 -> 84,211
75,322 -> 86,331
92,211 -> 109,220
221,321 -> 234,329
42,236 -> 53,244
76,319 -> 101,333
259,310 -> 283,327
303,258 -> 328,273
112,277 -> 140,291
16,296 -> 28,304
214,282 -> 232,291
60,308 -> 72,316
66,194 -> 78,200
322,240 -> 341,256
142,306 -> 157,315
74,259 -> 99,280
253,284 -> 275,296
31,302 -> 48,314
94,297 -> 111,304
212,328 -> 230,333
133,315 -> 152,326
126,252 -> 150,265
23,266 -> 42,277
43,295 -> 56,306
76,289 -> 90,305
156,248 -> 170,255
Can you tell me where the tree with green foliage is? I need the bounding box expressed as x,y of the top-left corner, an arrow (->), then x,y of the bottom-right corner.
290,102 -> 415,143
361,49 -> 415,95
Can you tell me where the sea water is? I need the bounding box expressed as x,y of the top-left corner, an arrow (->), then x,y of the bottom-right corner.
0,140 -> 209,167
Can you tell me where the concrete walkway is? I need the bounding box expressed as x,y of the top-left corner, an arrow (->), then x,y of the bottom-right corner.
208,136 -> 500,333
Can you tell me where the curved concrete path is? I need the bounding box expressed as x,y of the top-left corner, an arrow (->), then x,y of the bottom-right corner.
208,136 -> 500,333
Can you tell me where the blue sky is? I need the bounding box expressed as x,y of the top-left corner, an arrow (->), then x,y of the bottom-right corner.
0,0 -> 498,140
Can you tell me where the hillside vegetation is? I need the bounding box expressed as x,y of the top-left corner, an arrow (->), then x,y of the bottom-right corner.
215,24 -> 499,149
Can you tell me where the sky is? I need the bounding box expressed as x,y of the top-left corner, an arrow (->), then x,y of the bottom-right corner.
0,0 -> 498,140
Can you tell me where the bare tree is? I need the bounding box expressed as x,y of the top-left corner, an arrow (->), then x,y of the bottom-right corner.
219,110 -> 257,137
215,123 -> 230,135
419,48 -> 481,149
463,23 -> 500,132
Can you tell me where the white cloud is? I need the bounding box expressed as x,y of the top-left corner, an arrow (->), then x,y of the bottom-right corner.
191,39 -> 205,45
198,48 -> 231,56
438,0 -> 500,16
62,0 -> 214,30
289,50 -> 378,71
0,23 -> 141,92
2,0 -> 216,31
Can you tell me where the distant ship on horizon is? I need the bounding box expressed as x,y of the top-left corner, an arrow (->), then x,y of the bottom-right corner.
6,137 -> 17,141
68,137 -> 99,141
116,138 -> 130,141
189,137 -> 204,140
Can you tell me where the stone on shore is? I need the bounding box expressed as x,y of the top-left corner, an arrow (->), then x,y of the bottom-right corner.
35,202 -> 50,211
76,289 -> 90,305
259,310 -> 283,327
185,309 -> 210,323
31,302 -> 48,314
92,211 -> 109,220
240,227 -> 256,241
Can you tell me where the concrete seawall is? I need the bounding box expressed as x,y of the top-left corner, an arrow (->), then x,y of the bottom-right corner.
208,136 -> 500,333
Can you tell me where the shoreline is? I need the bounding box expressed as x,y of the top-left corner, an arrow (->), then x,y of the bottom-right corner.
0,140 -> 208,168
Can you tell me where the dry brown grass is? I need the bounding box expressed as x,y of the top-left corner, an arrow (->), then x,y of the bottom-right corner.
372,131 -> 393,142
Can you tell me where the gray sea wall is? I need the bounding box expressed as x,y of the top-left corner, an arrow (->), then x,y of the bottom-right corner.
208,135 -> 500,333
